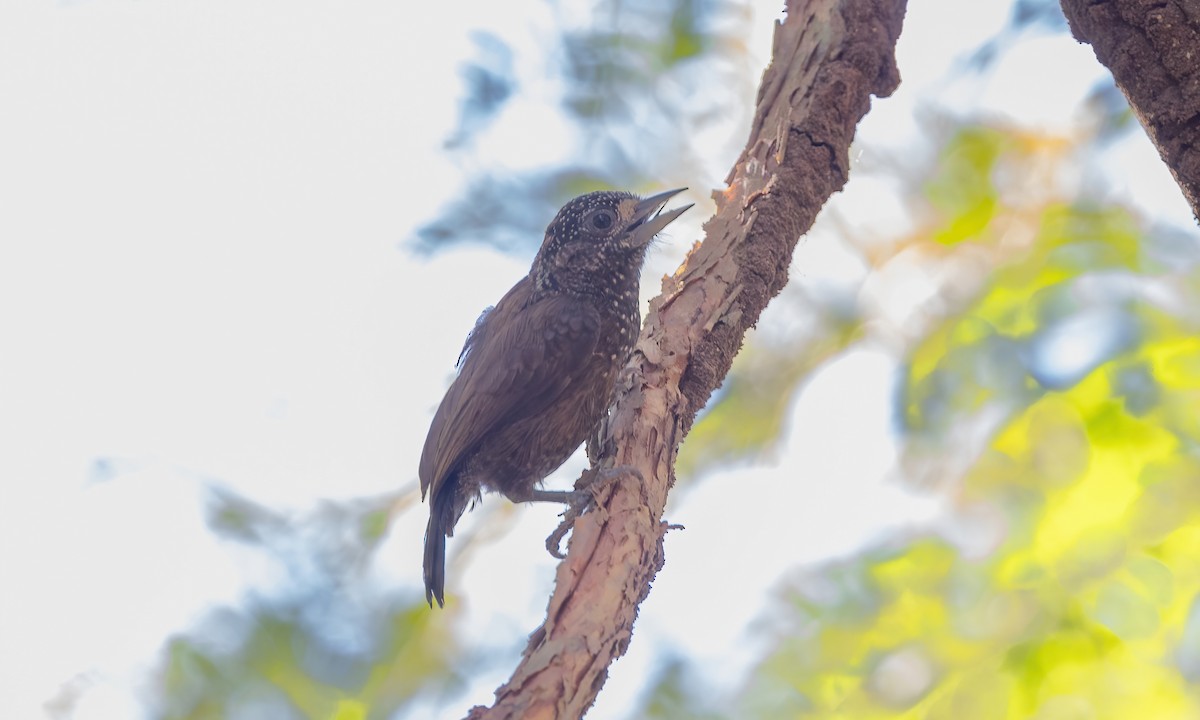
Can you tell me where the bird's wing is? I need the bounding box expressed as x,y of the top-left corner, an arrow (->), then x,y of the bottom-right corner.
419,278 -> 602,498
456,305 -> 493,368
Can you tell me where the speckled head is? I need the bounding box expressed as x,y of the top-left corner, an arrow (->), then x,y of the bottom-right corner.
532,188 -> 691,297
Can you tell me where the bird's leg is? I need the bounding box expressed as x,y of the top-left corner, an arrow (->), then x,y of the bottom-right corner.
522,489 -> 579,504
545,465 -> 645,558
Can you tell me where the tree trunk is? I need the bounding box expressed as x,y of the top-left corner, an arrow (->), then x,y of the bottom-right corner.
465,0 -> 907,718
1060,0 -> 1200,222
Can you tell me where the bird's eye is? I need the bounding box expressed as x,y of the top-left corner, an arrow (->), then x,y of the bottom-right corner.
586,209 -> 616,233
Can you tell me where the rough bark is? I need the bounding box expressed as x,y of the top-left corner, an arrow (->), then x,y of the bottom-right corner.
1060,0 -> 1200,222
466,0 -> 907,717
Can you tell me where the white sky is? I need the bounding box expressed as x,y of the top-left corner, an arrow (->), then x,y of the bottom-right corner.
0,0 -> 1193,718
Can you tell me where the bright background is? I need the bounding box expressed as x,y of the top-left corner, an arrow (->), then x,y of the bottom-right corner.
2,0 -> 1198,718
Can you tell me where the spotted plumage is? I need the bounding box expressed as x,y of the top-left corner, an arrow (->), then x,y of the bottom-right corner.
419,188 -> 691,607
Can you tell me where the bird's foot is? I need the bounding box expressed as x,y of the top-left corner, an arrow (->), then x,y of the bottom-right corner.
545,465 -> 645,559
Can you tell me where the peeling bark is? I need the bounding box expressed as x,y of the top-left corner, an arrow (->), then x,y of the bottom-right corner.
1060,0 -> 1200,221
466,0 -> 907,717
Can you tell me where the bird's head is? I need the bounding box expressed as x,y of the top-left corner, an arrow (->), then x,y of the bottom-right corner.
532,188 -> 691,298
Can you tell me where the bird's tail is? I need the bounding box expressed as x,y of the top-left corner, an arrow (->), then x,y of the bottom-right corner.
423,487 -> 453,608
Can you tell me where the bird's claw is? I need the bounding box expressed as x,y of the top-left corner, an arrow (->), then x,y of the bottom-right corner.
544,465 -> 644,559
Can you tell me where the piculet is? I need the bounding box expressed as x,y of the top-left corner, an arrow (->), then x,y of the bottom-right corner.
418,188 -> 691,607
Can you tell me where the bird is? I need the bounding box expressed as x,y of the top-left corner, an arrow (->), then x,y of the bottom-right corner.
419,188 -> 692,607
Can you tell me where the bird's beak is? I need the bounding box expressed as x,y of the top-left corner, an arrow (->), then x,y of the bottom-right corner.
628,188 -> 693,247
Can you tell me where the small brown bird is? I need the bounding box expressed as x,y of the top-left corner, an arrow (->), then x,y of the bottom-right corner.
419,188 -> 691,607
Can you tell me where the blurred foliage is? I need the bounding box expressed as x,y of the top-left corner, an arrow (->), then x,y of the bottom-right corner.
685,116 -> 1200,720
678,319 -> 863,476
147,487 -> 469,719
412,0 -> 755,254
967,0 -> 1068,71
742,366 -> 1200,717
636,659 -> 728,720
442,32 -> 516,153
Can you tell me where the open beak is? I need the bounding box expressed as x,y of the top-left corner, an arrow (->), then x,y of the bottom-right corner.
628,188 -> 693,247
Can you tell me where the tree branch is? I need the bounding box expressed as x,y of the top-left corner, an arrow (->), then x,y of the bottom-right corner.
1060,0 -> 1200,222
467,0 -> 907,717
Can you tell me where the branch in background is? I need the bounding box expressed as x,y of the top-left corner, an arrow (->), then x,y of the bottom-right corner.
1060,0 -> 1200,222
466,0 -> 908,717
